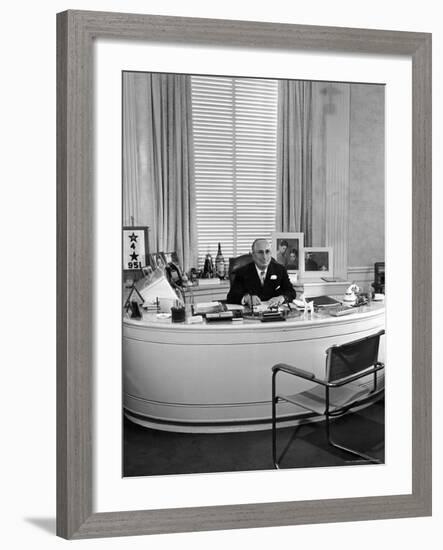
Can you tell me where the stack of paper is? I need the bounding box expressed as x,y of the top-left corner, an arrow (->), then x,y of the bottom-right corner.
193,302 -> 223,315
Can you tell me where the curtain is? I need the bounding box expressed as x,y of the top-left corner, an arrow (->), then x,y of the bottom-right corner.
123,73 -> 197,271
276,80 -> 313,246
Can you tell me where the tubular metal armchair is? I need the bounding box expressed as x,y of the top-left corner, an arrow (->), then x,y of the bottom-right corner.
271,330 -> 385,469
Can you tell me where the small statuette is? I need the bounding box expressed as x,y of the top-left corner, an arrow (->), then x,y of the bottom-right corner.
343,283 -> 360,306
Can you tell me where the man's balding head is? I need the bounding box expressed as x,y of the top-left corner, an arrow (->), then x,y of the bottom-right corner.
251,238 -> 272,269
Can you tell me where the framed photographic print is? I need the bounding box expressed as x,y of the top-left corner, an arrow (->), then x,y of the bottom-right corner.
301,247 -> 333,278
57,10 -> 431,540
272,232 -> 304,273
163,251 -> 180,267
148,252 -> 167,270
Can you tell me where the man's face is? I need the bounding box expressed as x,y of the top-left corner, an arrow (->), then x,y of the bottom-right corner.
252,239 -> 272,269
279,244 -> 287,253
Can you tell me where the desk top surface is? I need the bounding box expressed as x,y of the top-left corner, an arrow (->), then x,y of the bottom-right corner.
124,301 -> 385,332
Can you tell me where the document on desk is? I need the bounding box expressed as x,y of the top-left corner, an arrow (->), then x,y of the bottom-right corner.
139,274 -> 179,304
225,301 -> 280,313
251,303 -> 270,313
193,301 -> 223,315
224,303 -> 245,312
243,301 -> 276,313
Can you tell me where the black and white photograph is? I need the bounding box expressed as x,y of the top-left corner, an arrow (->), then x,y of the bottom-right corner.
148,252 -> 167,270
305,251 -> 328,271
122,71 -> 386,477
163,251 -> 180,267
302,246 -> 333,278
272,232 -> 304,272
3,0 -> 437,544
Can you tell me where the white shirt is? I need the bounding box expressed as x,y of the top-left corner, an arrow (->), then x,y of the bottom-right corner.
255,264 -> 268,285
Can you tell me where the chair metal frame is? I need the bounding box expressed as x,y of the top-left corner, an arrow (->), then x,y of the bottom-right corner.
272,330 -> 385,469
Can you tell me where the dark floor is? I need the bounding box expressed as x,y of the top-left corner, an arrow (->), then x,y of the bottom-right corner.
123,399 -> 384,477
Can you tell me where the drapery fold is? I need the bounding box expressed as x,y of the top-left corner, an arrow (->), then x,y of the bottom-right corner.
276,80 -> 313,246
123,72 -> 197,271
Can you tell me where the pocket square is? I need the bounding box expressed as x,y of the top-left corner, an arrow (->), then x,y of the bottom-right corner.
270,274 -> 277,280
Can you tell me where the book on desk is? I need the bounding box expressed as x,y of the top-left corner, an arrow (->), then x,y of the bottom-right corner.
309,295 -> 342,308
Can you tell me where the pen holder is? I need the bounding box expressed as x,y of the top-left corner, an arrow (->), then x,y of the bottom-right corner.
171,306 -> 186,323
129,301 -> 141,320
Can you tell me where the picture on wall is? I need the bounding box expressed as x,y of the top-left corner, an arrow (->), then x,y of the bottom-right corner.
122,70 -> 386,479
122,226 -> 149,271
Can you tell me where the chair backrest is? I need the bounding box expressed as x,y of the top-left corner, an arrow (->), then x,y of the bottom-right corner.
228,254 -> 253,284
325,330 -> 384,382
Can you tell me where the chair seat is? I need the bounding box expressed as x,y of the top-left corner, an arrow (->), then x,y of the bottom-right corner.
272,330 -> 385,468
279,382 -> 371,415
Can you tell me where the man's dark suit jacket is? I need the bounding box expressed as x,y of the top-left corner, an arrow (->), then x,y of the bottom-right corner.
226,259 -> 296,305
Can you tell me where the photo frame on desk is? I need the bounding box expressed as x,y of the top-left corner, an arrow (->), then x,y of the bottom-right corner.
57,10 -> 431,540
301,247 -> 333,279
272,232 -> 304,274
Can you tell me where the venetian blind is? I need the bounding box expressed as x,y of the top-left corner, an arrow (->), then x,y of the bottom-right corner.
191,76 -> 278,265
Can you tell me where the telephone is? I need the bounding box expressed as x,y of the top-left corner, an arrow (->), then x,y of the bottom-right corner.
165,262 -> 184,288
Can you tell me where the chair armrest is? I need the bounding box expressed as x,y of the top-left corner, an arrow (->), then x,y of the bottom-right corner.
272,363 -> 319,382
329,363 -> 385,387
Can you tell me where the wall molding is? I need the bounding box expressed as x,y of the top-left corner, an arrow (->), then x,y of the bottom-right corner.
347,266 -> 374,275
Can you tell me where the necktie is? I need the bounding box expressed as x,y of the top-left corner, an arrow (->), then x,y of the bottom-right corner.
260,269 -> 266,286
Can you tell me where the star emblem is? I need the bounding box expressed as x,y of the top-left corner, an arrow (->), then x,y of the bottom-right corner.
129,232 -> 138,242
130,252 -> 139,261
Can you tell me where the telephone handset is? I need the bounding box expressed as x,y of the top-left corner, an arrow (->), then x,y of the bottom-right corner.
165,262 -> 184,288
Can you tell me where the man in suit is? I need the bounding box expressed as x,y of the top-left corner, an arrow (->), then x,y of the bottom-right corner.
226,238 -> 296,307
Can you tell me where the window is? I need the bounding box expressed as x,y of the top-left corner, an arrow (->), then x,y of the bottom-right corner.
191,76 -> 278,264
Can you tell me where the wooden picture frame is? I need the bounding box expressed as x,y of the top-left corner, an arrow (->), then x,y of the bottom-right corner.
57,10 -> 431,539
271,231 -> 304,274
301,246 -> 333,279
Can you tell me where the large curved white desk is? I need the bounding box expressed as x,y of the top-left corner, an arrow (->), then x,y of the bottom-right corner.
123,303 -> 385,433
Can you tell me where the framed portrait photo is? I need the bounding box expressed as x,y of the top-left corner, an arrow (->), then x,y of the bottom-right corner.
148,252 -> 167,271
301,247 -> 333,279
57,10 -> 431,540
272,232 -> 304,274
163,251 -> 180,267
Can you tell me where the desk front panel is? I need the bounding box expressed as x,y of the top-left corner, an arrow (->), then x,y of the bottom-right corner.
123,304 -> 385,432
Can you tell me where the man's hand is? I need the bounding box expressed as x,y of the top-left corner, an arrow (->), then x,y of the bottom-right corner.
243,294 -> 261,308
268,295 -> 285,308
